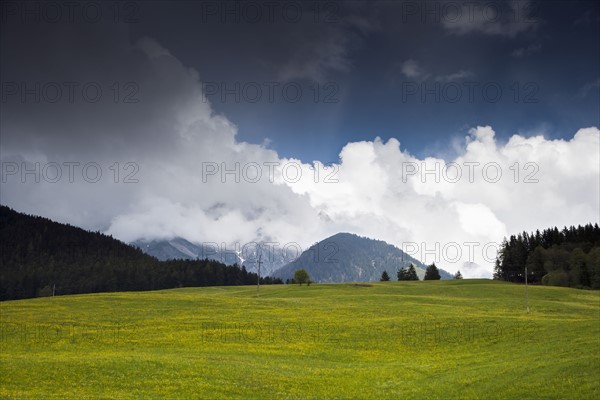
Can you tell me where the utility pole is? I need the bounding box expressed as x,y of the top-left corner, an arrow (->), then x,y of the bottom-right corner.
256,253 -> 262,297
52,284 -> 55,297
525,266 -> 529,313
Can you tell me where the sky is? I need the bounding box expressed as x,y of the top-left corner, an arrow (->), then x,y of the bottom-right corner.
1,0 -> 599,277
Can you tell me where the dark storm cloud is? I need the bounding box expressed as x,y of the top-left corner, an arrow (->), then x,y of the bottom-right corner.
91,0 -> 597,162
1,18 -> 193,158
0,0 -> 598,278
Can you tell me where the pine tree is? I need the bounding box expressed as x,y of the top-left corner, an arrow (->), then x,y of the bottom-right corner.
424,263 -> 441,280
453,270 -> 463,279
406,264 -> 419,280
397,267 -> 407,281
380,270 -> 390,281
579,262 -> 591,287
525,245 -> 546,283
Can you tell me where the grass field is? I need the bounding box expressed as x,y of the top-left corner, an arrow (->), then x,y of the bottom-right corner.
1,279 -> 599,399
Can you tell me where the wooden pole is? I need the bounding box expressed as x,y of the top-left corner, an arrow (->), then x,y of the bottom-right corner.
525,266 -> 529,313
256,254 -> 262,297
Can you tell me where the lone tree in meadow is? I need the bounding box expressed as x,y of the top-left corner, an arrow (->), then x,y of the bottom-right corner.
454,270 -> 463,279
294,269 -> 310,286
424,263 -> 441,280
380,270 -> 390,281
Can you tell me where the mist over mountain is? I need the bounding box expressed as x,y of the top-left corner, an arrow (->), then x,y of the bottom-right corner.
132,233 -> 454,283
131,237 -> 295,277
273,232 -> 453,282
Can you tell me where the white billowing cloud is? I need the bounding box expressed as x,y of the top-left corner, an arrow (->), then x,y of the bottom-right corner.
1,25 -> 598,279
137,37 -> 173,59
0,32 -> 326,250
453,202 -> 505,239
281,126 -> 599,278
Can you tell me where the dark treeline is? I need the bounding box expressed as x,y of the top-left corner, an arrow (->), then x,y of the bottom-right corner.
0,206 -> 282,301
494,223 -> 600,289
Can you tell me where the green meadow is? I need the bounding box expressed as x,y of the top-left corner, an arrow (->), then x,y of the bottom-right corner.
1,280 -> 599,399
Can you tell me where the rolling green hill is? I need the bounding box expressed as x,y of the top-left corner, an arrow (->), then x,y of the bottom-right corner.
1,280 -> 598,399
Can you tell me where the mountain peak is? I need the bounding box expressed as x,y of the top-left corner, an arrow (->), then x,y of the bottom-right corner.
130,237 -> 291,276
274,232 -> 452,282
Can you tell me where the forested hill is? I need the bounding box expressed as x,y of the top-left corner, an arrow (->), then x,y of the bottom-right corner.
0,206 -> 281,301
273,232 -> 453,282
494,223 -> 600,289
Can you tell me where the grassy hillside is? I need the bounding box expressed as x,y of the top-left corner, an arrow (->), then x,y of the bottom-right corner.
1,280 -> 598,399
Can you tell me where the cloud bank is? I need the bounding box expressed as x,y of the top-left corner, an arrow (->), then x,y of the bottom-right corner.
1,20 -> 598,278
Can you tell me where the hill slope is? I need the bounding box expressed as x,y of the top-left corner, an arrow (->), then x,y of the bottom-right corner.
273,232 -> 452,282
1,280 -> 598,399
0,206 -> 280,301
0,205 -> 158,300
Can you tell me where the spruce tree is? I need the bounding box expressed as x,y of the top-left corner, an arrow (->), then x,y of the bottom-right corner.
397,267 -> 407,281
406,264 -> 419,280
424,263 -> 441,280
380,270 -> 390,281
